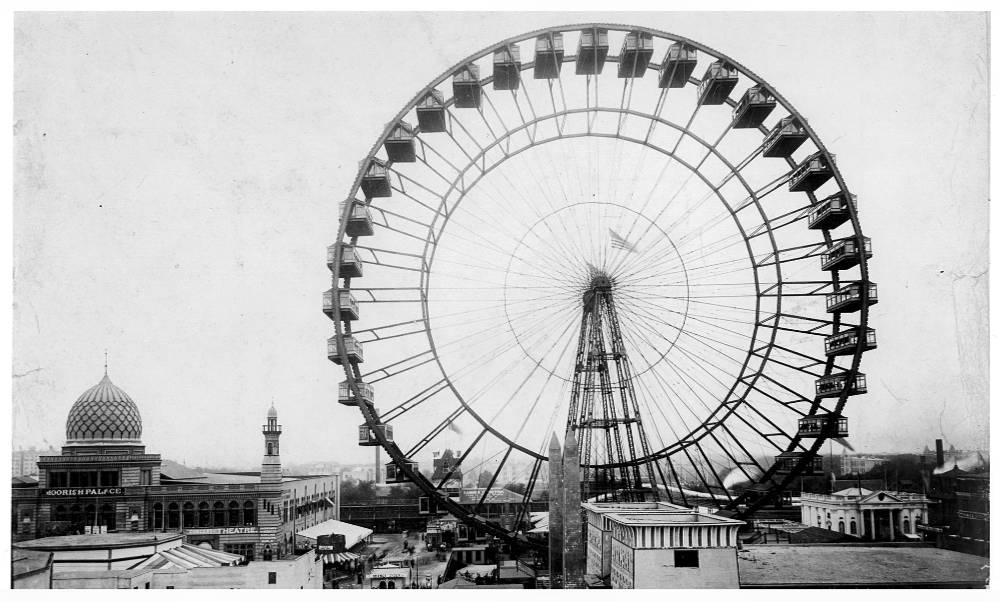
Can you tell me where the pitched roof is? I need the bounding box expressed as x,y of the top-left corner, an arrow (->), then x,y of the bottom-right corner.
129,543 -> 243,571
458,487 -> 522,505
296,519 -> 372,549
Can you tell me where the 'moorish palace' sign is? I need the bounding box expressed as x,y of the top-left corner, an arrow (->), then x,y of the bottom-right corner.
43,488 -> 127,497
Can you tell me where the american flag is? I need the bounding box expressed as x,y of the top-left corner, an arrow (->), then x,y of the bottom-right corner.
609,228 -> 638,253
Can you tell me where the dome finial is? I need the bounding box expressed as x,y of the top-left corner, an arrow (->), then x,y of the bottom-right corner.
104,349 -> 108,376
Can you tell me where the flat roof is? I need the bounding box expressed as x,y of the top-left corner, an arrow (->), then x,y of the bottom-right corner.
14,532 -> 182,551
582,501 -> 689,512
738,545 -> 989,587
605,512 -> 743,526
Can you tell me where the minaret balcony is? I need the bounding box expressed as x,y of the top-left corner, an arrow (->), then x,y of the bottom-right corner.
261,424 -> 282,433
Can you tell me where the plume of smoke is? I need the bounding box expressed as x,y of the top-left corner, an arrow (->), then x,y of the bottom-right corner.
933,451 -> 987,475
722,465 -> 763,490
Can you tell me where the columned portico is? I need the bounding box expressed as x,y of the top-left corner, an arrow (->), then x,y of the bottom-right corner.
801,488 -> 928,542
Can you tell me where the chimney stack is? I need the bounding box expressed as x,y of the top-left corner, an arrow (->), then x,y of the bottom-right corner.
935,439 -> 945,469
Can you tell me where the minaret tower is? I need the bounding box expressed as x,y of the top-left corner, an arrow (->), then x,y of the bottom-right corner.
261,405 -> 282,486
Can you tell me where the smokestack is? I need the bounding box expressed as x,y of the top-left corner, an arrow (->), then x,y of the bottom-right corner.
935,439 -> 944,469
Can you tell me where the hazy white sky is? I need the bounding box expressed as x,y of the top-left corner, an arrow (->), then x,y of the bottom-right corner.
12,12 -> 989,469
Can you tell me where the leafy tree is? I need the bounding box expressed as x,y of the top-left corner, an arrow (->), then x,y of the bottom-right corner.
341,479 -> 376,503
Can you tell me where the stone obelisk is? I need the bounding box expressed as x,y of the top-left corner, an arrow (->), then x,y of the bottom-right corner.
562,428 -> 584,588
547,433 -> 564,588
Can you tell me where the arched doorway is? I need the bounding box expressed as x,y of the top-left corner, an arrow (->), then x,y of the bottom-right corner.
100,503 -> 116,531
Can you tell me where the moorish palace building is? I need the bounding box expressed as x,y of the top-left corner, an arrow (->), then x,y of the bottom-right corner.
12,372 -> 339,560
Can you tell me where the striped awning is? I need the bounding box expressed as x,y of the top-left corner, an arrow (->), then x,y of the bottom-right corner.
321,551 -> 360,564
130,544 -> 243,571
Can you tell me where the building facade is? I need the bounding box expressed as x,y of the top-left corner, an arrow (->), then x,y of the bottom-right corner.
838,453 -> 888,475
604,511 -> 744,589
582,501 -> 691,579
12,373 -> 339,562
800,487 -> 928,540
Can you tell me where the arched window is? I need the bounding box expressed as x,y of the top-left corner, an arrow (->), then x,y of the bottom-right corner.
183,502 -> 195,528
198,502 -> 210,527
850,520 -> 857,535
153,503 -> 163,529
243,501 -> 255,526
826,521 -> 832,530
54,505 -> 68,522
100,503 -> 116,531
167,502 -> 180,529
229,501 -> 240,526
838,520 -> 845,533
378,581 -> 387,589
70,504 -> 84,530
903,519 -> 910,534
267,442 -> 273,455
816,514 -> 822,525
214,501 -> 226,526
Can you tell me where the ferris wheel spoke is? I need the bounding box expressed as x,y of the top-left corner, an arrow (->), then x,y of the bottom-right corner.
752,342 -> 834,379
692,438 -> 734,500
413,137 -> 466,184
512,458 -> 543,530
432,428 -> 489,490
380,378 -> 450,424
616,321 -> 718,433
354,244 -> 426,273
362,350 -> 437,384
350,318 -> 427,345
472,445 -> 514,513
741,373 -> 812,417
605,100 -> 715,275
405,405 -> 469,458
616,296 -> 753,358
730,397 -> 799,449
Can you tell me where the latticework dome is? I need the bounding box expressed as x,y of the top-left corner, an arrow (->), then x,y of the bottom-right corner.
65,374 -> 143,444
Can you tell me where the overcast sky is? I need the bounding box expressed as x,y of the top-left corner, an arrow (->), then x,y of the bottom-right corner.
12,12 -> 989,469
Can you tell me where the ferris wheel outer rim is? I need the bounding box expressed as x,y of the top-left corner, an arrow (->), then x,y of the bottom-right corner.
329,22 -> 872,525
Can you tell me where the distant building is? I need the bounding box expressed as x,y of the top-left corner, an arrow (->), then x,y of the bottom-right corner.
12,446 -> 61,478
800,487 -> 928,540
838,453 -> 888,475
922,466 -> 989,556
11,372 -> 339,564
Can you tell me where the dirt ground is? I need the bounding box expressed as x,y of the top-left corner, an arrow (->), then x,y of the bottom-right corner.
338,532 -> 450,589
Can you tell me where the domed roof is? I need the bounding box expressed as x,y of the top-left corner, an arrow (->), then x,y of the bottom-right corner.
65,374 -> 143,444
267,405 -> 277,418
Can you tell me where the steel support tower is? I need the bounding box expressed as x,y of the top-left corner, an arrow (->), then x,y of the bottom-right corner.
566,269 -> 660,502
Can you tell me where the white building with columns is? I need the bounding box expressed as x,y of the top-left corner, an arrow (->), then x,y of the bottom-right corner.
800,487 -> 928,541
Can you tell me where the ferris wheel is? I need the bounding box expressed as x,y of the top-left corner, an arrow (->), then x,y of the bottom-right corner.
324,24 -> 875,547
